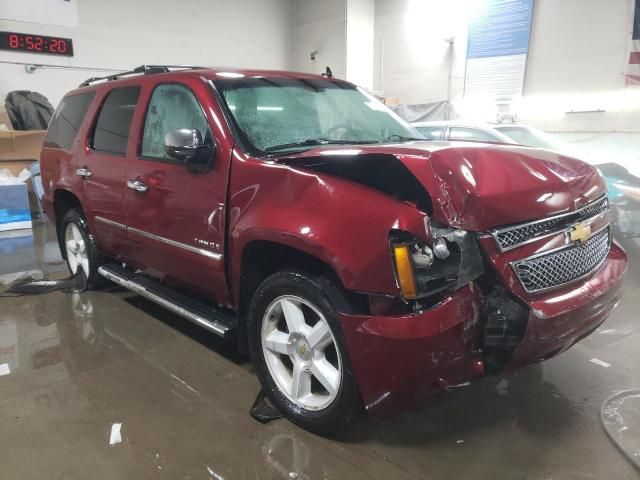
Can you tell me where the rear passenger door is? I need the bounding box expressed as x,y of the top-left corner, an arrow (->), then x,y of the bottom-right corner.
42,90 -> 95,213
123,80 -> 232,304
79,86 -> 141,256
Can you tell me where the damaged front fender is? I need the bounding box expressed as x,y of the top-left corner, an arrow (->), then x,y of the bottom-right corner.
228,151 -> 433,300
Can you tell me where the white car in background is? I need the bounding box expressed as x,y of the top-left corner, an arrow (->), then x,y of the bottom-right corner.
411,121 -> 640,180
411,120 -> 640,239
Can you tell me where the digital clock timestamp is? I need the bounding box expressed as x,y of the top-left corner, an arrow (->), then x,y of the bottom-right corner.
0,31 -> 74,57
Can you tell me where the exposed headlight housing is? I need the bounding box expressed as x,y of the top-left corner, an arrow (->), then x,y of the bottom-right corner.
391,226 -> 485,300
411,244 -> 435,268
433,237 -> 450,259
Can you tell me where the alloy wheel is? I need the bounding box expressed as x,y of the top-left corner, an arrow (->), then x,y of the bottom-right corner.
261,295 -> 342,411
64,223 -> 89,275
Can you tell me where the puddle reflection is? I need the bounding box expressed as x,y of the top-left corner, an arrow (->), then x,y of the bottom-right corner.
262,432 -> 311,480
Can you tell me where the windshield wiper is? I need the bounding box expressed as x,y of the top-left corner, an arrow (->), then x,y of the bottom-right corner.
264,135 -> 423,153
380,134 -> 424,143
264,138 -> 357,153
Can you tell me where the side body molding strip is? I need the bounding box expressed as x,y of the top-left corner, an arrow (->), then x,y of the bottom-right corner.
95,216 -> 126,231
94,216 -> 222,260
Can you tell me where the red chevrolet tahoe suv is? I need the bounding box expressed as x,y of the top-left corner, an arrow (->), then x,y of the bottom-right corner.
40,65 -> 627,434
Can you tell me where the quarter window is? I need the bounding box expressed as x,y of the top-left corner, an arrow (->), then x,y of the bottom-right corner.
44,92 -> 95,150
92,86 -> 140,155
141,84 -> 211,160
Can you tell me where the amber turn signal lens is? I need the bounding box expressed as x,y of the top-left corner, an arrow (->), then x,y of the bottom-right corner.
393,245 -> 417,299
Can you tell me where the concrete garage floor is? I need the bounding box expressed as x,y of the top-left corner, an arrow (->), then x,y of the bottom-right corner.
1,223 -> 639,480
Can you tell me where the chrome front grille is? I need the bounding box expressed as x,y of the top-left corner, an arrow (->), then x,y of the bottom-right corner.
512,227 -> 611,293
493,196 -> 609,251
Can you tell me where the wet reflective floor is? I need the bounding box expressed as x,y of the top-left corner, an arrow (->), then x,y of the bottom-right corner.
1,223 -> 639,479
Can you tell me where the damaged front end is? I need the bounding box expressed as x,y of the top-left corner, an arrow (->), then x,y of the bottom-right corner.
390,224 -> 534,372
274,146 -> 625,415
275,149 -> 524,370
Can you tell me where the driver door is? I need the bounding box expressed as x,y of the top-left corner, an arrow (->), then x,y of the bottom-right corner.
123,80 -> 231,303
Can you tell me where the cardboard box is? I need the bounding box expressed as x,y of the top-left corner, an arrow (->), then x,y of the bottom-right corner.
0,184 -> 32,231
0,129 -> 46,161
0,159 -> 34,177
384,96 -> 400,107
0,107 -> 46,162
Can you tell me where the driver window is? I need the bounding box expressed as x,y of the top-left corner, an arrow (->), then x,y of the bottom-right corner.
141,84 -> 212,160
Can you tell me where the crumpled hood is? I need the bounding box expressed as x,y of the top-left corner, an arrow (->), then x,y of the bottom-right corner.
399,142 -> 606,230
277,141 -> 607,231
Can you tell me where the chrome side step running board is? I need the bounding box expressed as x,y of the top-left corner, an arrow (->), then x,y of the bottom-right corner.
98,264 -> 236,339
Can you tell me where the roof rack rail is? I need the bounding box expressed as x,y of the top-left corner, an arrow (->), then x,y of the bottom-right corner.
79,65 -> 207,87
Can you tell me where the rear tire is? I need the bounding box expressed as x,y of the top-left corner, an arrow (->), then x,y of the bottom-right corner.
60,208 -> 103,289
248,271 -> 362,435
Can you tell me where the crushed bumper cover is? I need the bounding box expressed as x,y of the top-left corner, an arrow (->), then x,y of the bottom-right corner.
339,285 -> 484,416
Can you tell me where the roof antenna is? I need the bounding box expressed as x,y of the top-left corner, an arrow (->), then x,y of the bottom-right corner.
322,66 -> 333,78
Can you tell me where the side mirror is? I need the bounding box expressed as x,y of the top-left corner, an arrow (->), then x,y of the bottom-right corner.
164,128 -> 215,173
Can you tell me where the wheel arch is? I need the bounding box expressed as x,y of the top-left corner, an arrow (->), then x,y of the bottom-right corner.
53,189 -> 82,259
235,239 -> 369,353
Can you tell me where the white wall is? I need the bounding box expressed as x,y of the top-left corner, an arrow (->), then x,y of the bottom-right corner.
0,0 -> 293,108
373,0 -> 469,104
346,0 -> 374,89
292,0 -> 346,79
373,0 -> 640,134
515,0 -> 639,132
292,0 -> 374,89
3,0 -> 637,135
526,0 -> 628,95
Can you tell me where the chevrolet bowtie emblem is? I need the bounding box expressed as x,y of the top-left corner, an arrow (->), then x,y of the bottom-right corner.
570,224 -> 592,244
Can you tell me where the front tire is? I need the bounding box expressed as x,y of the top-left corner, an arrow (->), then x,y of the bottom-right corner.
248,271 -> 362,435
60,208 -> 103,289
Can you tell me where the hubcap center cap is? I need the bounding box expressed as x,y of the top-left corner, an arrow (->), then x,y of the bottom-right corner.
290,333 -> 312,362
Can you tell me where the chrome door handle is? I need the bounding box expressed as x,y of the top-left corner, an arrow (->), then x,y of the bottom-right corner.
75,167 -> 93,178
126,179 -> 149,193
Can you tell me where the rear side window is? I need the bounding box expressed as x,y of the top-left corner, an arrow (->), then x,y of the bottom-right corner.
92,86 -> 140,155
44,92 -> 95,150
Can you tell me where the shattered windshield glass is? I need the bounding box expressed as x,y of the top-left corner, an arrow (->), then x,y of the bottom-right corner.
214,76 -> 421,154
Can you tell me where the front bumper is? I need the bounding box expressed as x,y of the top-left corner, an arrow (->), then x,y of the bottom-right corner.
339,285 -> 485,416
506,241 -> 627,369
339,242 -> 627,416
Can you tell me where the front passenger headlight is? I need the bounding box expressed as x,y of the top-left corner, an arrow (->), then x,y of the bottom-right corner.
391,227 -> 482,300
